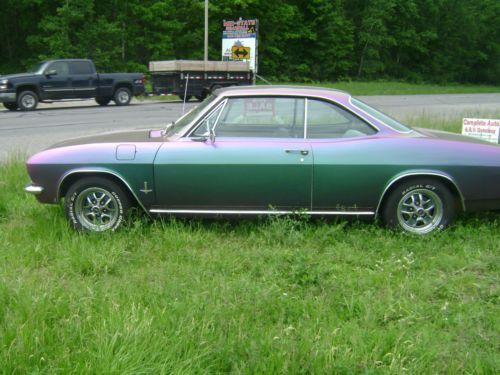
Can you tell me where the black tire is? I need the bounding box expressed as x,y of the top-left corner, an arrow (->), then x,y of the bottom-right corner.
3,102 -> 18,111
113,87 -> 132,106
17,90 -> 38,111
64,176 -> 131,232
178,94 -> 190,102
195,93 -> 206,101
382,178 -> 458,234
95,97 -> 111,106
210,84 -> 223,93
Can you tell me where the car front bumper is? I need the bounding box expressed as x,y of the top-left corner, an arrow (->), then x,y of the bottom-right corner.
0,92 -> 16,103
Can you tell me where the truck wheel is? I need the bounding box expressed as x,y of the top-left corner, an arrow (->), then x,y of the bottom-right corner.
113,87 -> 132,106
3,102 -> 18,111
178,94 -> 190,102
17,90 -> 38,111
95,97 -> 111,106
195,93 -> 206,101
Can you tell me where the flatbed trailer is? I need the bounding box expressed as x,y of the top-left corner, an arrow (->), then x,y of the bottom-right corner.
149,60 -> 253,101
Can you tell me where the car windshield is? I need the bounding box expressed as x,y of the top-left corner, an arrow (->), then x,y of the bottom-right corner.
351,98 -> 412,133
164,95 -> 218,138
28,62 -> 46,73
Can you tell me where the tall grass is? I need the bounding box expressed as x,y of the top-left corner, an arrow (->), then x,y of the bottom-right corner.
1,117 -> 499,374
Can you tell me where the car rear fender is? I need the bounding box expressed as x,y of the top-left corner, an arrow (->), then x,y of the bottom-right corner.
376,170 -> 466,218
57,168 -> 149,215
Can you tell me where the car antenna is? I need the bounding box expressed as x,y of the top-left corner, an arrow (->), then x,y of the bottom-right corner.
182,73 -> 189,115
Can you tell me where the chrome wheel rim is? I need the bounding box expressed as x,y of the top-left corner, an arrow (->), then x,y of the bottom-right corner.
21,94 -> 36,109
397,189 -> 443,234
118,90 -> 130,103
75,187 -> 119,231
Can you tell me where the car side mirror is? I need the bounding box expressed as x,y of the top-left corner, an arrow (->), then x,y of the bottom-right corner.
45,69 -> 57,77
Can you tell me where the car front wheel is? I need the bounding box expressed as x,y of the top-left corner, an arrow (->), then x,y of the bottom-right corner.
17,90 -> 38,111
3,102 -> 18,111
382,178 -> 458,234
113,87 -> 132,106
65,177 -> 131,232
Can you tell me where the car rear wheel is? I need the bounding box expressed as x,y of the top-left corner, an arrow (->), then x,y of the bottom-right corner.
113,87 -> 132,106
64,177 -> 131,232
17,90 -> 38,111
95,97 -> 111,106
3,102 -> 18,111
382,178 -> 457,234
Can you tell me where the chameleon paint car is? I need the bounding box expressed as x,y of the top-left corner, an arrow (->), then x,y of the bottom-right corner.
25,86 -> 500,233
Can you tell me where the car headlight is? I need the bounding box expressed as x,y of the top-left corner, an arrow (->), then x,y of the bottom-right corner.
0,79 -> 8,90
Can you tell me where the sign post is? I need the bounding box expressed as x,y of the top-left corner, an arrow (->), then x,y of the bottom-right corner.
222,18 -> 258,83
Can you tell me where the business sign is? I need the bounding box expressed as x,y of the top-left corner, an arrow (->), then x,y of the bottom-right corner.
222,18 -> 258,72
462,118 -> 500,144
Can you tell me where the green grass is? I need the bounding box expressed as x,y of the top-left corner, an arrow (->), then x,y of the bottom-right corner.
261,81 -> 500,96
1,116 -> 500,374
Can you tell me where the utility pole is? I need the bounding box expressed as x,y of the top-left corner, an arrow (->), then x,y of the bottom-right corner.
204,0 -> 208,64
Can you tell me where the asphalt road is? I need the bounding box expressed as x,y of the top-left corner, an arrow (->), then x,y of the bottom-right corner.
1,93 -> 499,161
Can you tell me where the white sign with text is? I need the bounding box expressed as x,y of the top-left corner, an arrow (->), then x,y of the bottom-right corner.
462,118 -> 500,144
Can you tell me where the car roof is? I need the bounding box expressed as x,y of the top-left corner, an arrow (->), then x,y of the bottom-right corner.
217,85 -> 352,102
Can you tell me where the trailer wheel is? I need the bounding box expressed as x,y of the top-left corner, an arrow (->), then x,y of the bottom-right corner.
178,94 -> 191,102
210,84 -> 223,93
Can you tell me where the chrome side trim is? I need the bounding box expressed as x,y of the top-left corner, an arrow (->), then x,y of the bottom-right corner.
25,184 -> 44,195
375,171 -> 466,217
150,209 -> 375,216
57,168 -> 149,215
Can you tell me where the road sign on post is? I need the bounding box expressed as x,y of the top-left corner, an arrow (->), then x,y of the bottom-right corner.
222,18 -> 258,78
232,46 -> 250,59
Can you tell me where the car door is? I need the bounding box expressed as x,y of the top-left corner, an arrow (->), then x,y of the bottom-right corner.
305,98 -> 384,213
69,61 -> 98,98
40,61 -> 72,99
153,96 -> 312,212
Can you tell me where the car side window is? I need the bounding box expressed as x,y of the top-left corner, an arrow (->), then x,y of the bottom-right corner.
45,62 -> 69,75
306,99 -> 376,139
70,61 -> 94,75
213,97 -> 305,138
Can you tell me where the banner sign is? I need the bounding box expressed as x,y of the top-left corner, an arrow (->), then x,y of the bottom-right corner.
462,118 -> 500,144
223,19 -> 258,39
222,18 -> 258,73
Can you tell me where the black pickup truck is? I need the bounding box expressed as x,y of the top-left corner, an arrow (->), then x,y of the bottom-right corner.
0,59 -> 145,111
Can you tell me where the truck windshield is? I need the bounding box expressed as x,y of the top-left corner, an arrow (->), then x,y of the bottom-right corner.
28,62 -> 46,73
165,95 -> 218,138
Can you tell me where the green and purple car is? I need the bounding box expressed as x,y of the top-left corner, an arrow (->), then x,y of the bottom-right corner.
25,86 -> 500,234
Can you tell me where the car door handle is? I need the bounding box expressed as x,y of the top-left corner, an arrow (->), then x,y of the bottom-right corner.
285,149 -> 309,156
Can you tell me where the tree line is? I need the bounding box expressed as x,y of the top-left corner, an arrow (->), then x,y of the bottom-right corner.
1,0 -> 498,84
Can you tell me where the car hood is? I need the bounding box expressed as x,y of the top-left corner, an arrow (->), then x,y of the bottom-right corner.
48,129 -> 164,149
415,127 -> 497,145
1,72 -> 39,80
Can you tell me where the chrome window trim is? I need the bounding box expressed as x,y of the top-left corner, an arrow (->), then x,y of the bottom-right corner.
349,97 -> 413,134
187,99 -> 228,137
57,168 -> 149,214
150,209 -> 375,216
304,98 -> 308,139
180,92 -> 381,138
375,171 -> 466,217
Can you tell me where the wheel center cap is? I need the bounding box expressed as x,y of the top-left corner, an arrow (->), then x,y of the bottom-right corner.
416,208 -> 425,216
